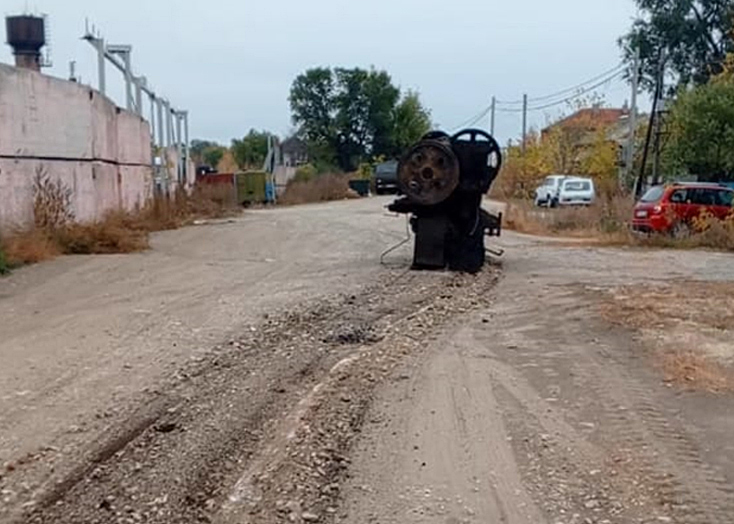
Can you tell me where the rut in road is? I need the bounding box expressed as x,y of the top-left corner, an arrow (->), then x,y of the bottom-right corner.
340,238 -> 734,524
15,266 -> 500,524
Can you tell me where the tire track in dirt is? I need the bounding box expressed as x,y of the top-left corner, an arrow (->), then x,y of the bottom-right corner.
442,263 -> 734,524
576,346 -> 734,524
10,267 -> 500,524
217,270 -> 501,524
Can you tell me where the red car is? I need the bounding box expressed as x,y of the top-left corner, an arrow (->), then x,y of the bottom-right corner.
632,182 -> 734,236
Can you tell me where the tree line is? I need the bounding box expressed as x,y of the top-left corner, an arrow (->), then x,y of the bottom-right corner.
190,130 -> 273,173
289,67 -> 431,172
191,66 -> 432,176
496,0 -> 734,198
622,0 -> 734,181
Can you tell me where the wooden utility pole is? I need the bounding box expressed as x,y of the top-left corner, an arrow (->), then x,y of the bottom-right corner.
636,50 -> 666,197
625,48 -> 640,187
651,50 -> 667,187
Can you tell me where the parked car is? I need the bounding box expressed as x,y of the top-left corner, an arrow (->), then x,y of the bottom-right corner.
558,177 -> 596,206
632,182 -> 734,237
534,175 -> 567,207
373,160 -> 399,195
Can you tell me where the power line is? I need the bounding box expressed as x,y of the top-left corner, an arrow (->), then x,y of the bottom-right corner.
496,63 -> 626,106
450,106 -> 491,132
495,69 -> 626,113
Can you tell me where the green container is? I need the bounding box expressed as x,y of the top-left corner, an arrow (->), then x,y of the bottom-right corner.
236,171 -> 267,205
349,179 -> 370,197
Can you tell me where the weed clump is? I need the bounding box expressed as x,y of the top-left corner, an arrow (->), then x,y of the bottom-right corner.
0,171 -> 240,271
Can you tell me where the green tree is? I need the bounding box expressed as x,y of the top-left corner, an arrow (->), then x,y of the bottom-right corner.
620,0 -> 734,91
203,146 -> 225,170
231,130 -> 272,170
664,81 -> 734,179
289,68 -> 336,161
289,67 -> 430,171
190,139 -> 219,166
392,90 -> 432,153
363,69 -> 401,158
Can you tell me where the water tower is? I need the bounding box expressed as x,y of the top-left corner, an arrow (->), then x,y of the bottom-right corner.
5,15 -> 47,72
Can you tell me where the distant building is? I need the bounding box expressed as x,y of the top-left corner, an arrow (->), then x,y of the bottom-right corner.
542,108 -> 629,137
281,137 -> 309,167
541,107 -> 646,172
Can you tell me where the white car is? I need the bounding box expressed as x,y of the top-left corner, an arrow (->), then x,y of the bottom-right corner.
558,177 -> 596,206
534,175 -> 567,207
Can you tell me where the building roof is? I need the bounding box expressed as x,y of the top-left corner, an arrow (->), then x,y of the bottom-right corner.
543,108 -> 628,134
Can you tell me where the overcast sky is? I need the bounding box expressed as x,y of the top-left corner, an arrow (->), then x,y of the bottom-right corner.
2,0 -> 641,145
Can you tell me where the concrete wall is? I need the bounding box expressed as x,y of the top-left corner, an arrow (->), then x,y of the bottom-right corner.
159,146 -> 196,195
0,63 -> 153,230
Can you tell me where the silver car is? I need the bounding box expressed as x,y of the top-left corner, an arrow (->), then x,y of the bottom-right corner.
534,175 -> 567,207
558,177 -> 596,206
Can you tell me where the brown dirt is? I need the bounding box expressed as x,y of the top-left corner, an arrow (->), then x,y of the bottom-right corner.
3,197 -> 734,524
601,281 -> 734,393
342,233 -> 734,524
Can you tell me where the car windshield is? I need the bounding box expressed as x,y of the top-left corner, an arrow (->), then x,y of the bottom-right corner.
375,163 -> 396,175
640,186 -> 665,203
719,190 -> 734,207
563,180 -> 591,191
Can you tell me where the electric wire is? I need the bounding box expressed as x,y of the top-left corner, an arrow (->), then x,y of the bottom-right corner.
496,63 -> 626,105
449,106 -> 491,133
494,69 -> 626,113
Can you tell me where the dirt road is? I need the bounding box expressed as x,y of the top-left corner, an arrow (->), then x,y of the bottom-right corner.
2,197 -> 734,523
342,234 -> 734,524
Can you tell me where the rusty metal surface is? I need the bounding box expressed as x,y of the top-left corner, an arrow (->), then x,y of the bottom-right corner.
388,128 -> 504,273
397,139 -> 460,206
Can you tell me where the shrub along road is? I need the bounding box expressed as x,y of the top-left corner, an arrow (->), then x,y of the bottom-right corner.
1,198 -> 733,523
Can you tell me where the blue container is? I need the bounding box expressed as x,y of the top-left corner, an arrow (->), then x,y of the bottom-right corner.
265,181 -> 276,203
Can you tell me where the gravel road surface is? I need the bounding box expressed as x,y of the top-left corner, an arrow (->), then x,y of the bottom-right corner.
1,197 -> 733,524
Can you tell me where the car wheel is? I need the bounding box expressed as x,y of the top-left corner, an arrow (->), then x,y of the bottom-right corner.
671,221 -> 692,240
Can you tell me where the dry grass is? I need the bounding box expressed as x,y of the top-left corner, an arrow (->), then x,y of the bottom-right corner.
1,228 -> 61,266
0,181 -> 240,272
661,350 -> 732,393
503,197 -> 634,241
504,197 -> 734,252
601,281 -> 734,393
279,174 -> 359,206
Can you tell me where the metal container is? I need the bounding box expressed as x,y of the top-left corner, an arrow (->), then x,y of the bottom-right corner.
236,171 -> 268,206
348,179 -> 370,197
6,16 -> 45,53
196,173 -> 235,187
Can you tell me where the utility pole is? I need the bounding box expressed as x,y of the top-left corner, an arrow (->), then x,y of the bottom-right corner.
625,48 -> 640,187
636,50 -> 666,197
651,50 -> 667,187
521,93 -> 528,156
490,96 -> 496,136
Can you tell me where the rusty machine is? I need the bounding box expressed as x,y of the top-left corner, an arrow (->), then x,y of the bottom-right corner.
387,129 -> 503,273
